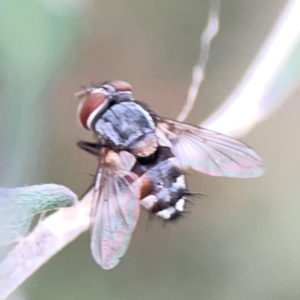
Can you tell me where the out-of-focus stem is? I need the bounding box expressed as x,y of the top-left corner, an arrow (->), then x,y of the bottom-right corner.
202,0 -> 300,137
177,0 -> 221,122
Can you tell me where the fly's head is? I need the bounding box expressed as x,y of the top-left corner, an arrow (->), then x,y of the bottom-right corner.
76,80 -> 133,130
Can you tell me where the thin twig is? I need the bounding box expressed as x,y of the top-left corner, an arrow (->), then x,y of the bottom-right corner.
0,191 -> 90,300
0,177 -> 143,299
177,0 -> 221,122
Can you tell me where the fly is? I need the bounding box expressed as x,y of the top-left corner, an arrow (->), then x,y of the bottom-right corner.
76,80 -> 264,269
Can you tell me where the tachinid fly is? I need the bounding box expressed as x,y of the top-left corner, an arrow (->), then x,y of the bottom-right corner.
76,80 -> 264,269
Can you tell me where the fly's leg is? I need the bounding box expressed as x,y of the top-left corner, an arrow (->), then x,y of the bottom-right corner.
77,141 -> 102,156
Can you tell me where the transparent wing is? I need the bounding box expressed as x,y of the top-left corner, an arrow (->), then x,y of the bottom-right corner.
156,119 -> 264,178
90,150 -> 140,270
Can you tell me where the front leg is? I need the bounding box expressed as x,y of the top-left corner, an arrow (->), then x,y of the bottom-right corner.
77,141 -> 102,156
77,139 -> 130,156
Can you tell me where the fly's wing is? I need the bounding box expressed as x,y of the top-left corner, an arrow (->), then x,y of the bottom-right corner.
90,150 -> 140,269
156,118 -> 264,178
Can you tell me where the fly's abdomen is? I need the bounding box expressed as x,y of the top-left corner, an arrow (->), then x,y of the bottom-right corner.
137,157 -> 187,220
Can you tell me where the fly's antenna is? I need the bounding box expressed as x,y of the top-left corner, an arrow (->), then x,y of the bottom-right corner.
74,85 -> 90,99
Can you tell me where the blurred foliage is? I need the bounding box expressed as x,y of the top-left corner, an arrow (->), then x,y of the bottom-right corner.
0,184 -> 77,245
0,0 -> 84,186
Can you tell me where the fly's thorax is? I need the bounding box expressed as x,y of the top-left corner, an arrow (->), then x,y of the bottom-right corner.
93,101 -> 157,155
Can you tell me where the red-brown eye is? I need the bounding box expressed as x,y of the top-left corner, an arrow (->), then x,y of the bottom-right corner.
77,92 -> 106,130
110,81 -> 132,92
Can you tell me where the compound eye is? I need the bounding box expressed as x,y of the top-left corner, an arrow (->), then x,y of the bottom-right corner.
77,92 -> 106,130
109,81 -> 132,93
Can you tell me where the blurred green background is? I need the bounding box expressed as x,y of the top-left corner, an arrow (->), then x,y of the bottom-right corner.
2,0 -> 300,299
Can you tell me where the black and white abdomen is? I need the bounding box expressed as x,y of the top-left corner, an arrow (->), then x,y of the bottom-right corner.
135,156 -> 188,220
155,171 -> 187,220
94,101 -> 158,157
